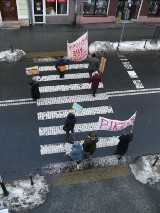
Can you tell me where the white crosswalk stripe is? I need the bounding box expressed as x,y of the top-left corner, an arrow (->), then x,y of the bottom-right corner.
40,137 -> 119,155
39,82 -> 103,93
37,106 -> 113,120
42,155 -> 130,174
38,64 -> 89,72
39,73 -> 89,81
36,62 -> 124,173
37,93 -> 108,106
39,122 -> 97,136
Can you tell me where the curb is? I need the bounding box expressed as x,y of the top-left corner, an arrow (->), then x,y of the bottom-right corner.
27,51 -> 67,58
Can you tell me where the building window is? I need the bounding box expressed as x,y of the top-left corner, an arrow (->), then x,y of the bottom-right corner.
83,0 -> 109,16
46,0 -> 68,15
148,0 -> 160,15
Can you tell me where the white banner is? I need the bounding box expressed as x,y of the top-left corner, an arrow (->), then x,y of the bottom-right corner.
97,112 -> 137,131
67,32 -> 88,61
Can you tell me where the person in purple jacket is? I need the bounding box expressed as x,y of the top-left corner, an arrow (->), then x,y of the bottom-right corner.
89,71 -> 101,97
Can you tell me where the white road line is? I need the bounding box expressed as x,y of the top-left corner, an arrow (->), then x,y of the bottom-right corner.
39,73 -> 89,81
133,80 -> 144,89
39,82 -> 104,93
39,122 -> 97,136
37,93 -> 108,106
37,106 -> 113,120
1,88 -> 160,107
38,64 -> 89,72
42,155 -> 130,174
127,71 -> 138,79
122,62 -> 133,70
40,136 -> 119,155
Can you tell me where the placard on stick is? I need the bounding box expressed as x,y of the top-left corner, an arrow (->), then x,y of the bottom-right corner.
72,102 -> 83,113
99,57 -> 106,73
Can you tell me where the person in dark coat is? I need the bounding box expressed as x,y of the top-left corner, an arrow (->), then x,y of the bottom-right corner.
83,131 -> 98,159
70,141 -> 82,164
29,80 -> 40,101
89,71 -> 101,97
55,56 -> 69,78
115,132 -> 133,160
64,113 -> 77,143
88,53 -> 99,78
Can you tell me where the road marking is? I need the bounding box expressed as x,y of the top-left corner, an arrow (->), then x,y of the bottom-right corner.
37,92 -> 108,106
39,82 -> 103,93
118,55 -> 144,89
127,71 -> 138,79
133,80 -> 144,89
42,155 -> 130,174
39,73 -> 89,81
37,106 -> 113,120
38,64 -> 89,72
1,88 -> 160,107
40,136 -> 119,155
39,122 -> 97,136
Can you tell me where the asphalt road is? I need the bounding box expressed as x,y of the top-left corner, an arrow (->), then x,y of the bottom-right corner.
1,51 -> 160,213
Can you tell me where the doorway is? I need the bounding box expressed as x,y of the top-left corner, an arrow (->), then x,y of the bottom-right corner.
0,0 -> 18,21
32,0 -> 45,24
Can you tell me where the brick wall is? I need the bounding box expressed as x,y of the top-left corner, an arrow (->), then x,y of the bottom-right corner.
108,0 -> 119,16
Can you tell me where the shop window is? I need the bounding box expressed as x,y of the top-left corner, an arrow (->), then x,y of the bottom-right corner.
83,0 -> 109,16
148,0 -> 160,16
115,0 -> 141,20
46,0 -> 68,15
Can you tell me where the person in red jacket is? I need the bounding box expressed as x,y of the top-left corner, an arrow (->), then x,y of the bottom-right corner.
89,71 -> 101,97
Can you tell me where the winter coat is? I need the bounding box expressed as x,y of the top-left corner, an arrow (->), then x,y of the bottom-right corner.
116,133 -> 133,156
70,141 -> 82,161
83,136 -> 98,155
29,80 -> 40,101
64,113 -> 77,132
55,58 -> 68,72
90,73 -> 101,91
88,57 -> 99,71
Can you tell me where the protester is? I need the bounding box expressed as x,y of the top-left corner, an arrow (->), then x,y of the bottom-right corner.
29,79 -> 40,101
63,113 -> 77,143
70,141 -> 82,165
83,131 -> 98,159
115,132 -> 133,160
88,53 -> 99,78
89,71 -> 101,97
55,56 -> 69,78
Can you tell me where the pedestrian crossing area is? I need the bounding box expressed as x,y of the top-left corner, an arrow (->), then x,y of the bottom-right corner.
36,60 -> 130,174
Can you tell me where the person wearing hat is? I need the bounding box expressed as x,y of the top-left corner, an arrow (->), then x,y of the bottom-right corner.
83,131 -> 98,159
89,71 -> 101,97
70,141 -> 82,165
88,53 -> 100,78
63,113 -> 77,143
115,132 -> 133,160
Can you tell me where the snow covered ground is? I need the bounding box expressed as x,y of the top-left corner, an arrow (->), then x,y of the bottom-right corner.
0,175 -> 48,212
0,40 -> 160,62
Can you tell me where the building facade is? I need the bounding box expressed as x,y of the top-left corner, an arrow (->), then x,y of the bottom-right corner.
0,0 -> 160,28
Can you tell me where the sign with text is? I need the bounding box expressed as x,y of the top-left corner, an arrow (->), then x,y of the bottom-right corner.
67,32 -> 88,61
97,112 -> 137,131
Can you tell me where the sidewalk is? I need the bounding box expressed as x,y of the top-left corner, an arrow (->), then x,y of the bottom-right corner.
0,22 -> 160,54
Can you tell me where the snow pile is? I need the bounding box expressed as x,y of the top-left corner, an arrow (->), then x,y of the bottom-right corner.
89,41 -> 160,54
130,155 -> 160,184
0,174 -> 49,212
0,49 -> 26,62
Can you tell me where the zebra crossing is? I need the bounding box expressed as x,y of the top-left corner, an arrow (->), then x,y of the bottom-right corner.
36,61 -> 130,174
